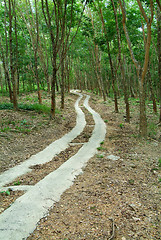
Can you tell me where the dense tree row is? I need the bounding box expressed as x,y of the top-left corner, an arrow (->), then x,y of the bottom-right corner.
0,0 -> 161,137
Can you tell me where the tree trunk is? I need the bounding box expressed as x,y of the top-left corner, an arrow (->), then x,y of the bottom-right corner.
35,0 -> 42,104
0,38 -> 13,102
139,79 -> 147,137
35,51 -> 42,104
0,67 -> 3,93
119,0 -> 153,136
60,58 -> 65,109
51,66 -> 56,118
111,0 -> 129,121
66,55 -> 71,93
147,66 -> 157,113
99,8 -> 118,112
9,0 -> 18,110
157,8 -> 161,122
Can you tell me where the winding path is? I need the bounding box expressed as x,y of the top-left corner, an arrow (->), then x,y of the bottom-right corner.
0,92 -> 106,240
0,91 -> 86,190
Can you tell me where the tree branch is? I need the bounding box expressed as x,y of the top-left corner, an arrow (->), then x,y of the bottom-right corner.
156,0 -> 161,12
119,0 -> 139,72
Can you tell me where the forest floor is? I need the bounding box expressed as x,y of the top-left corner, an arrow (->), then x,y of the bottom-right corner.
0,91 -> 161,240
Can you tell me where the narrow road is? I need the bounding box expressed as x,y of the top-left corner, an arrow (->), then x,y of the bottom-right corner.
0,92 -> 106,240
0,91 -> 86,190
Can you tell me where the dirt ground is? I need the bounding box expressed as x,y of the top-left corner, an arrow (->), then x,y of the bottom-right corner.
0,91 -> 161,240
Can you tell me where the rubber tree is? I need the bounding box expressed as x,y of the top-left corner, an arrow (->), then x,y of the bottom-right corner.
2,0 -> 18,110
111,0 -> 130,122
157,7 -> 161,122
119,0 -> 154,137
41,0 -> 87,117
86,9 -> 106,100
94,2 -> 119,112
17,0 -> 42,104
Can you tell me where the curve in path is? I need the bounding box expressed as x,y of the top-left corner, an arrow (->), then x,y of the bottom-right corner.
0,94 -> 106,240
0,92 -> 86,189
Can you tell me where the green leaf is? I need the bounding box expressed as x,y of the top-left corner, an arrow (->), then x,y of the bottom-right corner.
6,190 -> 11,196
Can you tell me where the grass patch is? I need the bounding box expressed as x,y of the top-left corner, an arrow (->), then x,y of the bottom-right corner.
119,123 -> 124,129
158,158 -> 161,168
96,154 -> 104,158
148,122 -> 157,138
19,103 -> 50,114
0,102 -> 61,115
0,102 -> 13,110
97,146 -> 104,151
14,180 -> 21,186
0,190 -> 11,196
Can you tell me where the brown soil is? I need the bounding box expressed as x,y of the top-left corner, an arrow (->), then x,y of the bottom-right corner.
0,91 -> 161,239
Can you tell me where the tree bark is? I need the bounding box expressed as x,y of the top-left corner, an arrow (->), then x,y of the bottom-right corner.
147,65 -> 157,113
35,0 -> 42,104
60,56 -> 65,109
0,37 -> 13,102
9,0 -> 18,110
157,8 -> 161,122
111,0 -> 130,121
119,0 -> 153,137
99,7 -> 118,112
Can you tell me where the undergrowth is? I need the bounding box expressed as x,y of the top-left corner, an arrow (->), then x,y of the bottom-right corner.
0,102 -> 60,114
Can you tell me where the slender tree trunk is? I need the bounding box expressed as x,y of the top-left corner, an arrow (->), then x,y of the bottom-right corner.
50,41 -> 57,118
157,8 -> 161,122
147,66 -> 157,113
35,0 -> 42,104
97,50 -> 106,101
119,0 -> 153,137
65,55 -> 70,93
0,67 -> 3,93
60,58 -> 65,109
35,51 -> 42,104
139,77 -> 147,136
14,7 -> 19,95
111,0 -> 129,121
0,38 -> 13,102
9,0 -> 18,110
99,8 -> 118,112
122,60 -> 130,122
51,66 -> 56,118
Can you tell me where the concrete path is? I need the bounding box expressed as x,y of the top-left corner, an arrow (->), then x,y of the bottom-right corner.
0,93 -> 106,240
0,92 -> 86,190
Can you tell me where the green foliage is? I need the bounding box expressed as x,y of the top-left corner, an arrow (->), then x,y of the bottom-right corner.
90,205 -> 97,211
97,146 -> 103,151
129,98 -> 140,106
19,103 -> 51,114
119,123 -> 124,129
0,103 -> 14,110
128,179 -> 135,185
0,102 -> 51,114
158,158 -> 161,168
0,190 -> 11,196
82,16 -> 94,38
96,154 -> 104,158
20,119 -> 27,126
14,180 -> 21,186
148,122 -> 157,138
1,127 -> 11,132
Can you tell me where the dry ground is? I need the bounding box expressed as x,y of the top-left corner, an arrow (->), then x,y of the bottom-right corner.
0,91 -> 161,240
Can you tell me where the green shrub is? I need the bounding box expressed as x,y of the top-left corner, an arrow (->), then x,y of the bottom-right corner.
0,102 -> 53,114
